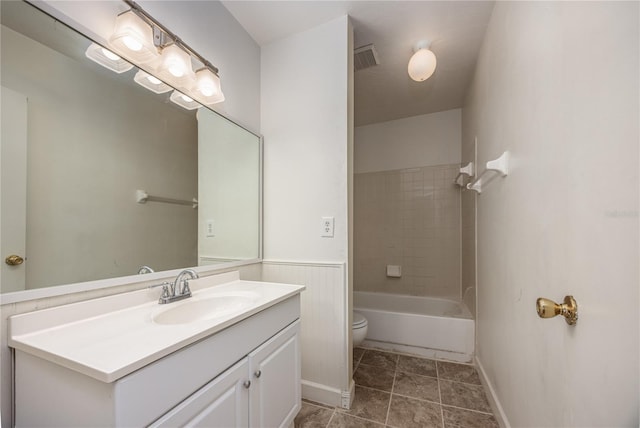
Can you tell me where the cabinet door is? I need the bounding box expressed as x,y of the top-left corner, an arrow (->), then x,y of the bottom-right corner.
150,358 -> 250,428
249,320 -> 301,428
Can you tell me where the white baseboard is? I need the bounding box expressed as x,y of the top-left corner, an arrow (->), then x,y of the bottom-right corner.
341,380 -> 355,409
301,380 -> 343,408
362,340 -> 473,363
475,356 -> 510,428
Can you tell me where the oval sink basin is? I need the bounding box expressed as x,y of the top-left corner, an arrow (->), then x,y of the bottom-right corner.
153,292 -> 259,325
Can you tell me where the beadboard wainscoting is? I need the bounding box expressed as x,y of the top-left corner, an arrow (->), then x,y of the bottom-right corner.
261,261 -> 351,408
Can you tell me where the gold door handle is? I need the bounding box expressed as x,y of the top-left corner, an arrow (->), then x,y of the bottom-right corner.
5,255 -> 24,266
536,296 -> 578,325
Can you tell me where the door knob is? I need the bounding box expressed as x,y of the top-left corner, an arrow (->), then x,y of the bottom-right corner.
536,296 -> 578,325
5,255 -> 24,266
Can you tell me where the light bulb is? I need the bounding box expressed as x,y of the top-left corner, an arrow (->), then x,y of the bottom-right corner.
169,64 -> 185,77
109,10 -> 158,64
134,70 -> 171,94
200,85 -> 215,97
85,43 -> 133,74
193,68 -> 224,104
169,90 -> 199,110
146,75 -> 162,85
158,44 -> 193,82
122,36 -> 143,52
101,48 -> 121,61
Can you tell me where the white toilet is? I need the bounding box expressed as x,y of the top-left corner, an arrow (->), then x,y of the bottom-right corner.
352,311 -> 368,347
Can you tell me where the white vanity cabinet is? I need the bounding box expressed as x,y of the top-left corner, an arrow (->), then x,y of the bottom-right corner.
12,286 -> 303,428
151,320 -> 300,428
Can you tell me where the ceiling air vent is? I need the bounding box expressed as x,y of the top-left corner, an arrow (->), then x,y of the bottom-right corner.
354,44 -> 380,71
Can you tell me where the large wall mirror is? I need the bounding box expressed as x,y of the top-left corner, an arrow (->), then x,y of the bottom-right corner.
0,0 -> 261,294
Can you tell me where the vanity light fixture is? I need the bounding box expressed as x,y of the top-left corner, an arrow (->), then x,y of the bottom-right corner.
169,90 -> 200,110
106,0 -> 225,105
408,41 -> 437,82
84,43 -> 134,73
193,68 -> 225,105
134,70 -> 171,94
109,9 -> 158,64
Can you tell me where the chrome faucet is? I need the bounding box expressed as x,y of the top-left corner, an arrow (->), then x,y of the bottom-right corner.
137,265 -> 154,274
156,269 -> 199,304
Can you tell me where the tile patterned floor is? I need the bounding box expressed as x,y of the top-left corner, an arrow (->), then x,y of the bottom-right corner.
294,347 -> 499,428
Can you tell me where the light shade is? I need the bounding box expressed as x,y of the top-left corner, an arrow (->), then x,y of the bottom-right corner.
408,47 -> 437,82
169,90 -> 200,110
156,44 -> 194,88
134,70 -> 172,94
192,68 -> 225,105
84,43 -> 133,73
109,10 -> 158,64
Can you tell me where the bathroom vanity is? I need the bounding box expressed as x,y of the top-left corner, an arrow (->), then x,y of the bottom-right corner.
9,272 -> 304,427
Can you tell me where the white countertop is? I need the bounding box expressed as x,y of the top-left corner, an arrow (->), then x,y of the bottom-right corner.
8,272 -> 304,383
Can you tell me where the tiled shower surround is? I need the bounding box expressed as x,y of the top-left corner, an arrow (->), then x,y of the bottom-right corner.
354,164 -> 461,299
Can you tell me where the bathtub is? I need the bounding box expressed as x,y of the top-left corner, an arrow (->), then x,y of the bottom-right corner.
354,291 -> 475,362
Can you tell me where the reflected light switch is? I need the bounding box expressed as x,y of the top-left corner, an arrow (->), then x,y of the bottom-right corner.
206,219 -> 215,237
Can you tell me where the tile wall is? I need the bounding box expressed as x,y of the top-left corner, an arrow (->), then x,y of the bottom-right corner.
354,164 -> 461,300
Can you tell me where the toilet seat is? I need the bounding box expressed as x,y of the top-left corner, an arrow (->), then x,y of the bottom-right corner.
353,312 -> 367,328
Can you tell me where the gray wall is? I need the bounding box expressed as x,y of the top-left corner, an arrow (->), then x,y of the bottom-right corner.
2,25 -> 198,289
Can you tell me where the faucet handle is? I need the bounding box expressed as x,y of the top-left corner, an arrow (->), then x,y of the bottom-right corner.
182,280 -> 192,297
149,282 -> 172,301
160,283 -> 171,300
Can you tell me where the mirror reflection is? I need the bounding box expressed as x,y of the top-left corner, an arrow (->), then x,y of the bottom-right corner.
0,1 -> 261,293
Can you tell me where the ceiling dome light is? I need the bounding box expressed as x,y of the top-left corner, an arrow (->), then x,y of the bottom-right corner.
192,68 -> 225,105
408,41 -> 437,82
109,10 -> 158,64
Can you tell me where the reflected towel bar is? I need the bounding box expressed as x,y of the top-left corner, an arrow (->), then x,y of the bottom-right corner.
136,190 -> 198,208
466,151 -> 509,194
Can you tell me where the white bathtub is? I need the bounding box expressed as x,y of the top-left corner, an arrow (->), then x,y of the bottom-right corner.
354,291 -> 475,362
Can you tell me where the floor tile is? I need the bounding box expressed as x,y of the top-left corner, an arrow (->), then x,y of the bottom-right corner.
437,361 -> 481,385
387,394 -> 442,428
340,386 -> 391,424
393,371 -> 440,403
397,355 -> 437,378
294,402 -> 335,428
328,412 -> 386,427
442,406 -> 499,428
360,349 -> 399,371
355,363 -> 395,391
439,380 -> 492,413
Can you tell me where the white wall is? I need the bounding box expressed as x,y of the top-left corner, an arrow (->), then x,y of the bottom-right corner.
261,16 -> 353,406
262,16 -> 351,264
463,2 -> 638,426
355,109 -> 461,174
37,0 -> 260,131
